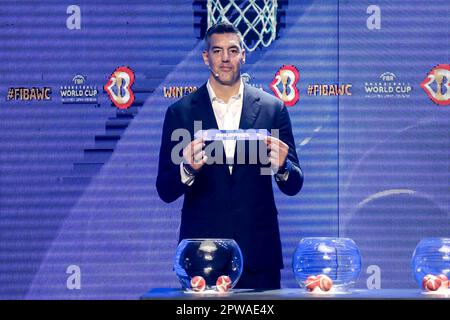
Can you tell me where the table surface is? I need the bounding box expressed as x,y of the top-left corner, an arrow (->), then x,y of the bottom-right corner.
141,288 -> 450,300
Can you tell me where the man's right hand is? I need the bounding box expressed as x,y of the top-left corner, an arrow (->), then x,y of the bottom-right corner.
182,138 -> 207,172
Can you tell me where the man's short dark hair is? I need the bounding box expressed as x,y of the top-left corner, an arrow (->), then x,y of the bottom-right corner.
204,22 -> 244,51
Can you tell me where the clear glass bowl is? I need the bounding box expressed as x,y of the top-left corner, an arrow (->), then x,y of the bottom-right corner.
292,237 -> 362,292
411,238 -> 450,292
173,238 -> 243,292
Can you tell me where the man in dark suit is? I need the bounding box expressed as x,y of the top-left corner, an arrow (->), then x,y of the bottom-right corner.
156,22 -> 303,289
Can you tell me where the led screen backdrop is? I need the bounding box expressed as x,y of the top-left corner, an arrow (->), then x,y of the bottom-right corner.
0,0 -> 448,299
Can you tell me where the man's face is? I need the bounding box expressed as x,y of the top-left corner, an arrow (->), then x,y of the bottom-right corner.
202,33 -> 245,86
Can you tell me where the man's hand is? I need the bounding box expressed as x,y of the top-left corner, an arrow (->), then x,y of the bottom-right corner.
182,138 -> 207,172
264,136 -> 289,172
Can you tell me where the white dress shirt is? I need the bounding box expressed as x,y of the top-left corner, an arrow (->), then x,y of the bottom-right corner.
208,79 -> 244,173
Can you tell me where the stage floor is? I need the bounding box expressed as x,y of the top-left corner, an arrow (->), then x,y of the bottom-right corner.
141,288 -> 450,300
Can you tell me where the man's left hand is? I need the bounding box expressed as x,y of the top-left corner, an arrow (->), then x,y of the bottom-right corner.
264,136 -> 289,172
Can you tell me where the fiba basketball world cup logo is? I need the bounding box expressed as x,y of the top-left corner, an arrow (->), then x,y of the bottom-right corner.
270,65 -> 300,106
420,64 -> 450,106
104,66 -> 135,109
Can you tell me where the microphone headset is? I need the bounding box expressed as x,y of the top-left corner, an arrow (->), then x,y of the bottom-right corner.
209,66 -> 219,77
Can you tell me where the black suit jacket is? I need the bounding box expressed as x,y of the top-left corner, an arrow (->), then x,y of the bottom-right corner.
156,83 -> 303,270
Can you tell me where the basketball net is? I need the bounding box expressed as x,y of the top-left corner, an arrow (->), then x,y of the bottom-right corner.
207,0 -> 278,52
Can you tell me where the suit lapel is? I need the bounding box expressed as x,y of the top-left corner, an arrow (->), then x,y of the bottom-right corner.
239,84 -> 261,130
191,84 -> 219,130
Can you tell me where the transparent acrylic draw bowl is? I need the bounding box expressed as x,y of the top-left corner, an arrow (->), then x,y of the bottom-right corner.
412,238 -> 450,293
292,237 -> 361,293
173,238 -> 243,293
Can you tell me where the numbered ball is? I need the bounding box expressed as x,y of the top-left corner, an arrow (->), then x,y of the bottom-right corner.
216,275 -> 232,292
422,274 -> 434,289
317,274 -> 333,292
424,275 -> 442,291
304,275 -> 320,292
190,276 -> 206,292
437,274 -> 449,289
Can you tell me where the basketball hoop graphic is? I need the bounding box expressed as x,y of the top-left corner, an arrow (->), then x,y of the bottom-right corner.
207,0 -> 278,52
